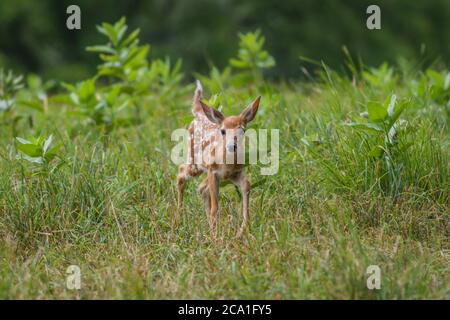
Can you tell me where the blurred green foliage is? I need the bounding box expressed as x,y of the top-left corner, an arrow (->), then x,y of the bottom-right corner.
0,0 -> 449,81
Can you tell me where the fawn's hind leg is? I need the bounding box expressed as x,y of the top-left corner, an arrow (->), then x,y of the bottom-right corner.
198,178 -> 211,217
176,167 -> 187,208
207,169 -> 220,232
177,164 -> 200,208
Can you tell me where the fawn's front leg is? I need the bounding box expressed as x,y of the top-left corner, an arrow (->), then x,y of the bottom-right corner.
207,168 -> 219,233
176,166 -> 187,208
232,172 -> 250,238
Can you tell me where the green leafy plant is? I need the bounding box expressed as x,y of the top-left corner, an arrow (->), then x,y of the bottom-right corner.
15,134 -> 64,176
63,79 -> 130,128
203,93 -> 223,110
194,66 -> 231,93
362,62 -> 396,88
346,94 -> 408,157
0,69 -> 24,113
86,17 -> 149,83
302,94 -> 412,197
0,69 -> 25,135
146,57 -> 187,103
83,18 -> 187,121
230,30 -> 275,70
17,74 -> 56,113
425,69 -> 450,105
345,94 -> 412,196
413,69 -> 450,106
229,30 -> 275,84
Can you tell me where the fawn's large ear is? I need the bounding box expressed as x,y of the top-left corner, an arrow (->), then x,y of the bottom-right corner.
200,101 -> 224,124
192,80 -> 204,115
240,96 -> 261,125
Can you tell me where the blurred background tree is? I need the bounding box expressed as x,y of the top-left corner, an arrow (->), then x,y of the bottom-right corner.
0,0 -> 449,82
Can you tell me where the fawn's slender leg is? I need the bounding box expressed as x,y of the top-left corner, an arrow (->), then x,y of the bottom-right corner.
208,168 -> 219,232
177,180 -> 186,209
232,173 -> 250,238
198,178 -> 211,216
177,164 -> 196,208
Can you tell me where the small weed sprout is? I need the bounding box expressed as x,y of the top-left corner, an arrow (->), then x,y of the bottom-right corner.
15,135 -> 64,176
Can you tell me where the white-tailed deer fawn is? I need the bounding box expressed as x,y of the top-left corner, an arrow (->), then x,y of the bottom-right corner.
177,80 -> 261,238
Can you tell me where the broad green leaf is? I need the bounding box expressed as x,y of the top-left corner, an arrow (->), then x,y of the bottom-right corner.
415,77 -> 427,97
384,94 -> 397,117
61,82 -> 75,92
69,92 -> 80,105
43,135 -> 53,154
367,101 -> 387,122
426,69 -> 444,88
387,100 -> 407,130
16,137 -> 32,144
86,45 -> 116,55
121,29 -> 141,48
116,25 -> 128,44
444,72 -> 450,90
16,143 -> 42,157
18,98 -> 44,112
17,154 -> 44,164
102,23 -> 118,45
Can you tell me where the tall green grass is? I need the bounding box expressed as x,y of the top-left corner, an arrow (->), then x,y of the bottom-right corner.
0,19 -> 448,299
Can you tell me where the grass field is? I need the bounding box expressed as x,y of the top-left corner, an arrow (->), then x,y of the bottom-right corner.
0,20 -> 448,299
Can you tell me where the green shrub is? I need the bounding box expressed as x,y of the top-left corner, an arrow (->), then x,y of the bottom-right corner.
230,30 -> 275,85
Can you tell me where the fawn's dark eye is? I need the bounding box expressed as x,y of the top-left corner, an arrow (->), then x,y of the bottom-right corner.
220,129 -> 226,136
